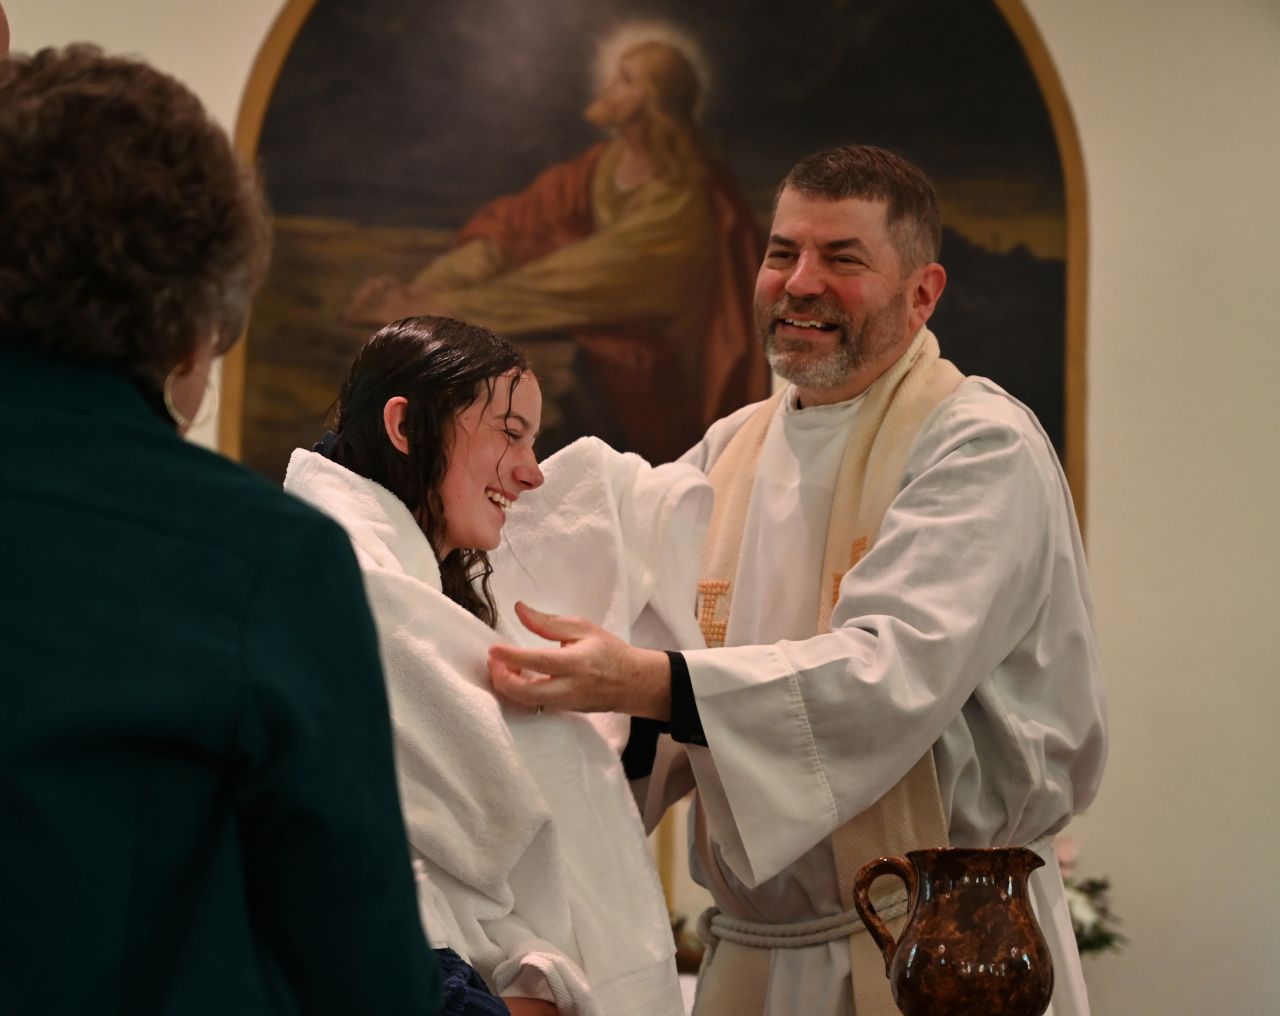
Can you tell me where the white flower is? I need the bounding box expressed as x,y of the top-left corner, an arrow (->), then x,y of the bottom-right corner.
1065,884 -> 1101,933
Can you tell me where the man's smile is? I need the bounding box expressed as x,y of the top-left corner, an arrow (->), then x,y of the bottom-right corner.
778,317 -> 839,332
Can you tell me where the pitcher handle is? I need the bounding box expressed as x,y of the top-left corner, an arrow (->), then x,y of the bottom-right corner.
852,855 -> 918,975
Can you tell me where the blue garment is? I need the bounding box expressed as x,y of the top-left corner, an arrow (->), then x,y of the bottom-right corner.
435,950 -> 511,1015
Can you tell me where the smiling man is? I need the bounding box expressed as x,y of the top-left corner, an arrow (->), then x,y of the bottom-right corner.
755,175 -> 944,404
490,145 -> 1107,1016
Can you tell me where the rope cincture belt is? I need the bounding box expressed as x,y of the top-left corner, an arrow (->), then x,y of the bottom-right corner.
697,890 -> 909,950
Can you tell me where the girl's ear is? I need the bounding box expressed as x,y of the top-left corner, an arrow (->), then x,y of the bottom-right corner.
382,396 -> 410,454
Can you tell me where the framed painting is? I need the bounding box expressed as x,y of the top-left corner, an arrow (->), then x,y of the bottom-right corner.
224,0 -> 1085,513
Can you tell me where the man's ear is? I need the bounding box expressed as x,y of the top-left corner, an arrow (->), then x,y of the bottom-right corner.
908,262 -> 947,333
382,396 -> 410,454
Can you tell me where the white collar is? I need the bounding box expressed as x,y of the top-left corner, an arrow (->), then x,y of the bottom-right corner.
283,448 -> 442,591
779,384 -> 868,431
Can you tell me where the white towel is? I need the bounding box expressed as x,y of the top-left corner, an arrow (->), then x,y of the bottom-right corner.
284,439 -> 710,1016
493,436 -> 713,751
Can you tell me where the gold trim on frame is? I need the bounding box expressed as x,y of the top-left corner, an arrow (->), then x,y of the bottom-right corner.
992,0 -> 1089,530
218,0 -> 320,461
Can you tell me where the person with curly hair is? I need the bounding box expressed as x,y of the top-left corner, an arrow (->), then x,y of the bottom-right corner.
0,44 -> 441,1015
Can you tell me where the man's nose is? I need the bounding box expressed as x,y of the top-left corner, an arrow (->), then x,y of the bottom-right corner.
783,252 -> 826,298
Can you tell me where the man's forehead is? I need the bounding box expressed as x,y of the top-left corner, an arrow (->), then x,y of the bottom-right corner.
770,187 -> 892,242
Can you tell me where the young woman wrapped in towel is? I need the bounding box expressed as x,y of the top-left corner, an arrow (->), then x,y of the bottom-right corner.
285,316 -> 708,1016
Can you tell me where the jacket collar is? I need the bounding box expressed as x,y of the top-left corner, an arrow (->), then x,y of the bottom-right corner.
0,345 -> 174,433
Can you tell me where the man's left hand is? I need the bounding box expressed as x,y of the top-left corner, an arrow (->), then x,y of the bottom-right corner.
488,602 -> 672,720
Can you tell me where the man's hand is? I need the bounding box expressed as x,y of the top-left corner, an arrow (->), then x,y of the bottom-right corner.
488,602 -> 672,720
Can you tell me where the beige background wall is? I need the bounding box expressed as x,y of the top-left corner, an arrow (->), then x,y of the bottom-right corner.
1024,1 -> 1280,1012
9,1 -> 1279,1012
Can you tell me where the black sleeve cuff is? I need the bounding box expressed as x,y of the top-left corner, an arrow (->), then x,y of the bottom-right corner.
621,651 -> 707,777
667,651 -> 708,747
622,717 -> 663,780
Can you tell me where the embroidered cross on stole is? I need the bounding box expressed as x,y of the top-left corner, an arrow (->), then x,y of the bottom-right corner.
694,327 -> 964,1015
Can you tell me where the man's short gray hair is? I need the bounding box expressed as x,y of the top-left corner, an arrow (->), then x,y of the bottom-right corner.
778,145 -> 942,270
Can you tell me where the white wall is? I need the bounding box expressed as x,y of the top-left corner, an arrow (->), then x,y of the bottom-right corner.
10,1 -> 1280,1012
5,1 -> 273,125
1024,2 -> 1280,1013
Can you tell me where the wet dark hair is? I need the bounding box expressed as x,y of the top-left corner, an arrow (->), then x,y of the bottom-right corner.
778,144 -> 941,269
0,45 -> 270,391
327,316 -> 529,627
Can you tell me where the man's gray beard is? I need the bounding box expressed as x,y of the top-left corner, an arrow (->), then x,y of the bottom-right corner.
757,294 -> 908,392
764,331 -> 863,390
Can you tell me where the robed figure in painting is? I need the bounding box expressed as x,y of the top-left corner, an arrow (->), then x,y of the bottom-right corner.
347,34 -> 767,463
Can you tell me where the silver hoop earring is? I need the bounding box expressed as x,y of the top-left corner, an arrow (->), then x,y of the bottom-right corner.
162,366 -> 218,433
163,366 -> 191,431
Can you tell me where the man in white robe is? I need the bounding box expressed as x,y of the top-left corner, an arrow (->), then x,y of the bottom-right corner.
489,144 -> 1107,1015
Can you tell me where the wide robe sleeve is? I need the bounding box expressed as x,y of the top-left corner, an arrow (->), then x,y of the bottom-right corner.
235,514 -> 441,1015
681,386 -> 1107,887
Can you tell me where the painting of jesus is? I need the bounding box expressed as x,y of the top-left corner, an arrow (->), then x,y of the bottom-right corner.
342,27 -> 767,463
237,0 -> 1077,493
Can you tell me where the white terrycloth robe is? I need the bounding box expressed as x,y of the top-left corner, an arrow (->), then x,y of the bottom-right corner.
666,378 -> 1108,1016
284,440 -> 709,1016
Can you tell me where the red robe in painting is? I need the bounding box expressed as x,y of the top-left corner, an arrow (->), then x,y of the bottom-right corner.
454,143 -> 768,462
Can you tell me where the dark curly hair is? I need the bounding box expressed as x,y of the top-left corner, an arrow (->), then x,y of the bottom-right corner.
327,317 -> 531,627
779,144 -> 941,270
0,44 -> 270,391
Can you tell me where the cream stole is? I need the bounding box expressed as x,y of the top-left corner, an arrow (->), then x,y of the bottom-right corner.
694,327 -> 963,1014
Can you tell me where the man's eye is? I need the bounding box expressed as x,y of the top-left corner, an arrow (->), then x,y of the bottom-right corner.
765,250 -> 795,263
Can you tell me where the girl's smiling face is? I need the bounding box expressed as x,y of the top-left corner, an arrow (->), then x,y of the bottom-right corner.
436,370 -> 543,558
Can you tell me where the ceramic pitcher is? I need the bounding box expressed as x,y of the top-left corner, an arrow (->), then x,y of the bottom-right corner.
852,847 -> 1054,1016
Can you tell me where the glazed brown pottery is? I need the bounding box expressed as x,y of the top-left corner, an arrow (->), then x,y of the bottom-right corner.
853,847 -> 1053,1016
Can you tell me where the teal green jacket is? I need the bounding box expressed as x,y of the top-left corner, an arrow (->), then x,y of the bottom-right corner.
0,347 -> 442,1015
